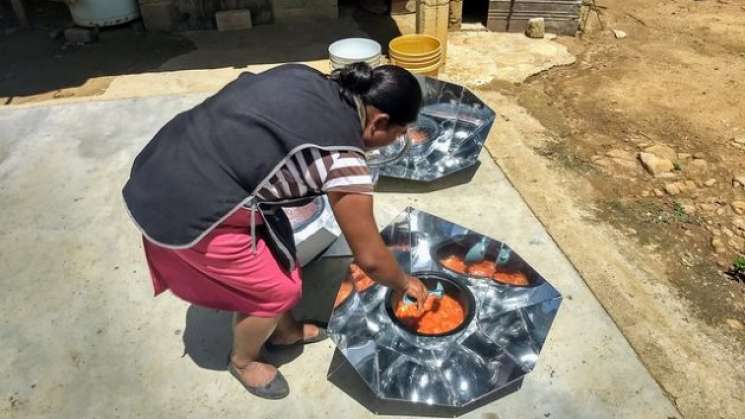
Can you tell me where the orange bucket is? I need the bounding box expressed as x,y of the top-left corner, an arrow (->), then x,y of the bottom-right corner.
388,34 -> 442,77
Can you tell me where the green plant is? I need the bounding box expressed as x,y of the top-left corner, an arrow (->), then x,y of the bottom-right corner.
672,201 -> 687,220
734,256 -> 745,273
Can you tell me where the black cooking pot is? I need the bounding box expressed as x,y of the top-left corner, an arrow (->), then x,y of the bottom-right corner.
385,271 -> 476,338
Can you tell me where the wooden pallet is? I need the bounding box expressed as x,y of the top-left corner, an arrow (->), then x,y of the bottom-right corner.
487,0 -> 582,35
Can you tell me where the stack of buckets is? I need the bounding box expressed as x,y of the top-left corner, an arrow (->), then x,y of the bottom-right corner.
388,34 -> 443,77
328,38 -> 383,70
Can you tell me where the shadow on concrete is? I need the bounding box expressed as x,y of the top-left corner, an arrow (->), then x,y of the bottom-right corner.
1,1 -> 403,102
180,240 -> 352,371
263,344 -> 305,368
374,161 -> 481,194
182,304 -> 307,369
182,305 -> 233,371
326,349 -> 523,417
292,254 -> 353,326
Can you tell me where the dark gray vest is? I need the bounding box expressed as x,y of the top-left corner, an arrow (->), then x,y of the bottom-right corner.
123,64 -> 364,271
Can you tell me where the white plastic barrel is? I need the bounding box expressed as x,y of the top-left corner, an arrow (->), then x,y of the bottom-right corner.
66,0 -> 140,27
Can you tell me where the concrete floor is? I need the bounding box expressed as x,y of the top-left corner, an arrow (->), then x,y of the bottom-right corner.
0,94 -> 679,418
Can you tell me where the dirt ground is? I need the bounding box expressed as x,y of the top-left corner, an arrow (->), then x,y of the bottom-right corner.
476,0 -> 745,418
499,0 -> 745,336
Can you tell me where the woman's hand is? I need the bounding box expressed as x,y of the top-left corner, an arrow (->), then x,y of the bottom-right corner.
401,275 -> 429,311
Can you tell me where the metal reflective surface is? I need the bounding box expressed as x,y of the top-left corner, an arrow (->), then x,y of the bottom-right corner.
374,77 -> 496,182
366,135 -> 411,169
286,196 -> 341,266
327,208 -> 562,408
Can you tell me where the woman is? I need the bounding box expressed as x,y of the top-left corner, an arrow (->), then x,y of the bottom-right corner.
122,62 -> 428,399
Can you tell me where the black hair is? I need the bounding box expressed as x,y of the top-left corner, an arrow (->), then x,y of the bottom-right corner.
329,62 -> 422,126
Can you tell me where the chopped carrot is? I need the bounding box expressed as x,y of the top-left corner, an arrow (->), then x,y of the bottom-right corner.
440,255 -> 467,273
467,260 -> 497,277
334,280 -> 353,308
493,271 -> 529,286
394,294 -> 465,335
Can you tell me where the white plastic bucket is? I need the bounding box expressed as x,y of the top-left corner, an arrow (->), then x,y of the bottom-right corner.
328,38 -> 382,69
330,56 -> 381,70
67,0 -> 140,27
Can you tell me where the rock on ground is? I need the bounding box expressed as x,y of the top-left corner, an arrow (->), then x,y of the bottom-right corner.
644,145 -> 678,161
526,18 -> 546,38
732,201 -> 745,215
712,237 -> 726,253
639,152 -> 674,176
685,158 -> 709,177
665,182 -> 682,195
734,217 -> 745,232
606,149 -> 635,160
727,319 -> 745,331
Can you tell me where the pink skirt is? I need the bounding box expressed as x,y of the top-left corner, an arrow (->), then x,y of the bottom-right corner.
142,208 -> 302,317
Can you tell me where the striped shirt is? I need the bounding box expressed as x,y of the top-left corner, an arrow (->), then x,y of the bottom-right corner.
254,148 -> 373,202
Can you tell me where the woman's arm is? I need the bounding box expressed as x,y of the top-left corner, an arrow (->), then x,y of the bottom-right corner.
327,191 -> 427,306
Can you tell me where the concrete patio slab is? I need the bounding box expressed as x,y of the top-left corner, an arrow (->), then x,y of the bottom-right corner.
0,94 -> 679,419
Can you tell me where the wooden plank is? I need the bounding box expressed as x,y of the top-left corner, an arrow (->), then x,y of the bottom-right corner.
10,0 -> 29,27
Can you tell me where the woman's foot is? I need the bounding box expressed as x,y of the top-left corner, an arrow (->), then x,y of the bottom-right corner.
230,357 -> 278,387
268,323 -> 322,346
229,356 -> 290,399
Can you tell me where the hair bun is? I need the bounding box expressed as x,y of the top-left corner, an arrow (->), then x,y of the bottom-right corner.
333,62 -> 374,95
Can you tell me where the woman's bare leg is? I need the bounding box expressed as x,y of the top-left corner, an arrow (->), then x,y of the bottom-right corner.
230,313 -> 280,386
268,312 -> 320,345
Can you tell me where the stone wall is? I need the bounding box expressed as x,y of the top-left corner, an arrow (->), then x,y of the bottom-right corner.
139,0 -> 335,31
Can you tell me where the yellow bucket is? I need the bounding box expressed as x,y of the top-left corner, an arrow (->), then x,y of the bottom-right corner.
388,34 -> 442,76
390,57 -> 440,69
389,34 -> 441,58
389,52 -> 440,66
390,57 -> 442,76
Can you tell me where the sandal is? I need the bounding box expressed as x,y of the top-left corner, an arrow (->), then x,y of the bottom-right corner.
265,328 -> 328,351
228,362 -> 290,400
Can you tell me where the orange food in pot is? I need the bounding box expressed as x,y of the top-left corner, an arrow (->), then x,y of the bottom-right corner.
407,128 -> 429,145
440,255 -> 467,273
349,263 -> 375,292
467,260 -> 497,277
334,280 -> 353,308
493,271 -> 530,286
394,294 -> 465,335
